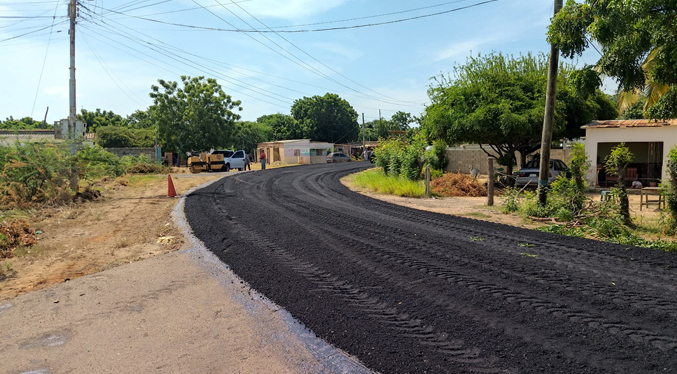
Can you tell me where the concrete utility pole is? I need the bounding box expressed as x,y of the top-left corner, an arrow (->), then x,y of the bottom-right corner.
537,0 -> 563,205
68,0 -> 78,189
42,106 -> 49,129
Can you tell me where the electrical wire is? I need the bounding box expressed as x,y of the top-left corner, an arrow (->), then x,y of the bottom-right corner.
222,0 -> 423,106
96,0 -> 499,33
0,22 -> 66,42
30,0 -> 62,117
81,32 -> 150,107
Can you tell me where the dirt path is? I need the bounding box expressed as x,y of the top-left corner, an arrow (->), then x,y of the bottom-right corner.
186,162 -> 677,374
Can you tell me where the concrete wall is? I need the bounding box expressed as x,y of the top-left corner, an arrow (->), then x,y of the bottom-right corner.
444,147 -> 573,175
105,147 -> 158,162
584,126 -> 677,186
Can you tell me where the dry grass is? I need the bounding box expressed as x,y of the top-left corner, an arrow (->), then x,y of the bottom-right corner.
431,172 -> 487,197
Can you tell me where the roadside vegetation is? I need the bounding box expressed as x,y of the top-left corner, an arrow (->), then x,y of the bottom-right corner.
502,143 -> 677,252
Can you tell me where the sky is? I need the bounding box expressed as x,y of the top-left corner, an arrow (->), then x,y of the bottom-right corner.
0,0 -> 613,125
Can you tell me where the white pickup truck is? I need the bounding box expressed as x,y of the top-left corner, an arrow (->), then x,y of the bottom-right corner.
224,150 -> 247,171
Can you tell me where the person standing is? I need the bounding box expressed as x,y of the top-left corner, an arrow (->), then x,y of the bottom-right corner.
245,153 -> 251,171
260,150 -> 266,170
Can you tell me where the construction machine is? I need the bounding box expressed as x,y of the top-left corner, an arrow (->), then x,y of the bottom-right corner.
187,152 -> 226,173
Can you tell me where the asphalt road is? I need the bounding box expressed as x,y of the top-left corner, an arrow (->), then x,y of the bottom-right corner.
185,162 -> 677,374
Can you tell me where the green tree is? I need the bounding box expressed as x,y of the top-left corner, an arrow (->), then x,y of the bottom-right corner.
77,108 -> 127,132
290,93 -> 359,143
96,126 -> 154,148
548,0 -> 677,119
126,110 -> 155,129
233,121 -> 272,154
421,52 -> 616,176
390,111 -> 414,131
0,116 -> 52,129
149,76 -> 242,155
605,143 -> 634,225
256,113 -> 302,140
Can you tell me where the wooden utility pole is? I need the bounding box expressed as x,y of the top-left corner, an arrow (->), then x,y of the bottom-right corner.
68,0 -> 78,190
362,113 -> 365,149
487,157 -> 495,206
42,106 -> 49,129
537,0 -> 563,205
425,165 -> 431,198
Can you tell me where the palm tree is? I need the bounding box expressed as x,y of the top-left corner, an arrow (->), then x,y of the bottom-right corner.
616,49 -> 671,116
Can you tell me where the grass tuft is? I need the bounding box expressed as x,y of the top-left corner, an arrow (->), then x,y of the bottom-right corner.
353,169 -> 425,198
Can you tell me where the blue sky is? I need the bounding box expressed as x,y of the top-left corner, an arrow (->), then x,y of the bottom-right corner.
0,0 -> 612,124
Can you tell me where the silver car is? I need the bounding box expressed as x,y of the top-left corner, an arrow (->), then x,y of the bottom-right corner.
326,152 -> 352,163
515,159 -> 569,188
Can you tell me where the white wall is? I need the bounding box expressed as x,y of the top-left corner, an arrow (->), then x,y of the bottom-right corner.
584,126 -> 677,187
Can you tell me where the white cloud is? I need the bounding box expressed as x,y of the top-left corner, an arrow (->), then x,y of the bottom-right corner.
435,39 -> 494,62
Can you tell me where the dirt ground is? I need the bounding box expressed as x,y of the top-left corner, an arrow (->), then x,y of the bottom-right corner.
342,172 -> 668,237
0,171 -> 222,302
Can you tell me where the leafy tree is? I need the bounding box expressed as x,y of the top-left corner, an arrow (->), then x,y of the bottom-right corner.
233,121 -> 272,154
126,110 -> 155,129
390,111 -> 415,131
256,113 -> 302,140
77,108 -> 127,132
291,93 -> 359,143
619,96 -> 647,120
149,76 -> 242,155
421,52 -> 616,176
96,126 -> 154,148
605,143 -> 634,225
0,116 -> 52,129
548,0 -> 677,119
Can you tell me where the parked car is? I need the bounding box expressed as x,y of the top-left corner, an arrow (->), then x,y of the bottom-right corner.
326,152 -> 352,163
515,159 -> 569,188
224,150 -> 247,171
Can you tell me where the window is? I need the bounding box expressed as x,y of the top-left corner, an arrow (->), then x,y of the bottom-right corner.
233,150 -> 244,158
293,149 -> 300,157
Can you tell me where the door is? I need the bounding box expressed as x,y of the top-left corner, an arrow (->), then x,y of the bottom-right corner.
231,150 -> 246,169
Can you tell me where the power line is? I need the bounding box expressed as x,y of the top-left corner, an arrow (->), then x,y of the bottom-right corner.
222,0 -> 423,106
0,22 -> 66,42
30,0 -> 62,117
92,0 -> 499,33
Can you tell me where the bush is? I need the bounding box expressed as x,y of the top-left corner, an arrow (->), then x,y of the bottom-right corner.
0,143 -> 72,208
76,145 -> 126,180
96,126 -> 154,148
425,140 -> 449,171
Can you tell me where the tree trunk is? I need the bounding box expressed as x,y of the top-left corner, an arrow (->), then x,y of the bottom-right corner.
617,165 -> 631,226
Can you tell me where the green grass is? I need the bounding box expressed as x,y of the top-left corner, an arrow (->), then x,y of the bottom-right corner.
353,169 -> 426,198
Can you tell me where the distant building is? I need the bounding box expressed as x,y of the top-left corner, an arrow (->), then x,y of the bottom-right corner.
256,139 -> 334,165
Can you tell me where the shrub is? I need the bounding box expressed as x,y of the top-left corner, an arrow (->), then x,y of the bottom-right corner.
605,143 -> 634,225
425,140 -> 449,171
96,126 -> 154,148
0,143 -> 72,208
76,145 -> 126,179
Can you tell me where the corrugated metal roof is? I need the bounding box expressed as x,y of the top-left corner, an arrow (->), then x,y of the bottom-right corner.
582,119 -> 677,129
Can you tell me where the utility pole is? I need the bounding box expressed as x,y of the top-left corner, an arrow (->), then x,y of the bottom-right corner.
537,0 -> 563,205
42,106 -> 49,129
362,113 -> 365,149
68,0 -> 78,189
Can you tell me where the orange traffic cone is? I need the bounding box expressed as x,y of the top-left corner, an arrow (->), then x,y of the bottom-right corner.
167,174 -> 177,198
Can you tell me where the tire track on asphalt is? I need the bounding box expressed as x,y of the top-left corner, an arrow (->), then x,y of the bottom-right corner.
185,162 -> 677,374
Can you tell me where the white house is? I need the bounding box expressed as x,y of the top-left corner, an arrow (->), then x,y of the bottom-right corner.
583,119 -> 677,187
256,139 -> 334,165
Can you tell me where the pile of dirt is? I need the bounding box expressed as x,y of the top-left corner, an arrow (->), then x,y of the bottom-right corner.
73,187 -> 102,203
431,172 -> 487,197
0,219 -> 37,259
